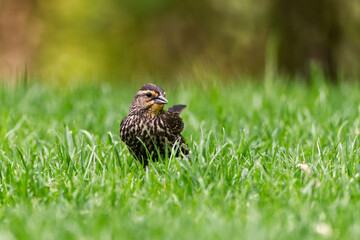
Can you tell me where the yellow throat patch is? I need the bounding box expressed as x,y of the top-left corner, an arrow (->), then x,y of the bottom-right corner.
149,103 -> 164,116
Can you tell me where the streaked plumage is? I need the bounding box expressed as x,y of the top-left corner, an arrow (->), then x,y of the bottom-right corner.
120,83 -> 188,165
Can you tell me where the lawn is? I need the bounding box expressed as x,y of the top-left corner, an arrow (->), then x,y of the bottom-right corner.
0,78 -> 360,239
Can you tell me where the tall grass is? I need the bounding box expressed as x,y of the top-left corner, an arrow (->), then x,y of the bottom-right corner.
0,79 -> 360,239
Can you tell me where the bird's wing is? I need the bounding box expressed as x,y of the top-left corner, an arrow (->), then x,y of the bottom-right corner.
163,111 -> 189,156
164,111 -> 185,135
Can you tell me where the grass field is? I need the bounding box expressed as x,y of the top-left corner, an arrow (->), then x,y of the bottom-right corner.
1,78 -> 360,239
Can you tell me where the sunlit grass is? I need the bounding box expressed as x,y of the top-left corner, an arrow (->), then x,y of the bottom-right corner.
0,79 -> 360,239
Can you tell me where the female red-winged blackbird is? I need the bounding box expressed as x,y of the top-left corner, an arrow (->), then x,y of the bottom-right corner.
120,83 -> 189,165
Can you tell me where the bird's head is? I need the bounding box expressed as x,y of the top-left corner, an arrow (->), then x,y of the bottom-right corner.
129,83 -> 168,116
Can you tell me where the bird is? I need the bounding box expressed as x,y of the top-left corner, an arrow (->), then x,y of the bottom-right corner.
120,83 -> 189,166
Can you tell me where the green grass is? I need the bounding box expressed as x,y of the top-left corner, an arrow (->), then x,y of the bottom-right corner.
1,79 -> 360,239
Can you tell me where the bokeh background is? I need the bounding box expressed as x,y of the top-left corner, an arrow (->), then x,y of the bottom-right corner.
0,0 -> 359,83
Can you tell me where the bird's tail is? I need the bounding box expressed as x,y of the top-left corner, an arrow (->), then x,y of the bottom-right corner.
168,105 -> 187,114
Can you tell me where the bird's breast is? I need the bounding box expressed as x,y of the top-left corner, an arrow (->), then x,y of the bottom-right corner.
121,114 -> 168,141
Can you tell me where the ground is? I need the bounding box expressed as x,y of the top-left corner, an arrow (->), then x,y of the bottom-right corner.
0,78 -> 360,239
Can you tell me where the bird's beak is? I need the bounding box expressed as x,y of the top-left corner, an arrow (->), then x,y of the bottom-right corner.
154,95 -> 168,104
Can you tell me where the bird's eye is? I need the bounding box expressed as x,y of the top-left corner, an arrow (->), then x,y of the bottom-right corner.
146,92 -> 152,97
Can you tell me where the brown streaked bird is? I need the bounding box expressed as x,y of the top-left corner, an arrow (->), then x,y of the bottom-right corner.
120,83 -> 189,166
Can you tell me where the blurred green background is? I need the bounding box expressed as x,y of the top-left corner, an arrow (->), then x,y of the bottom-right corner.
0,0 -> 359,83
